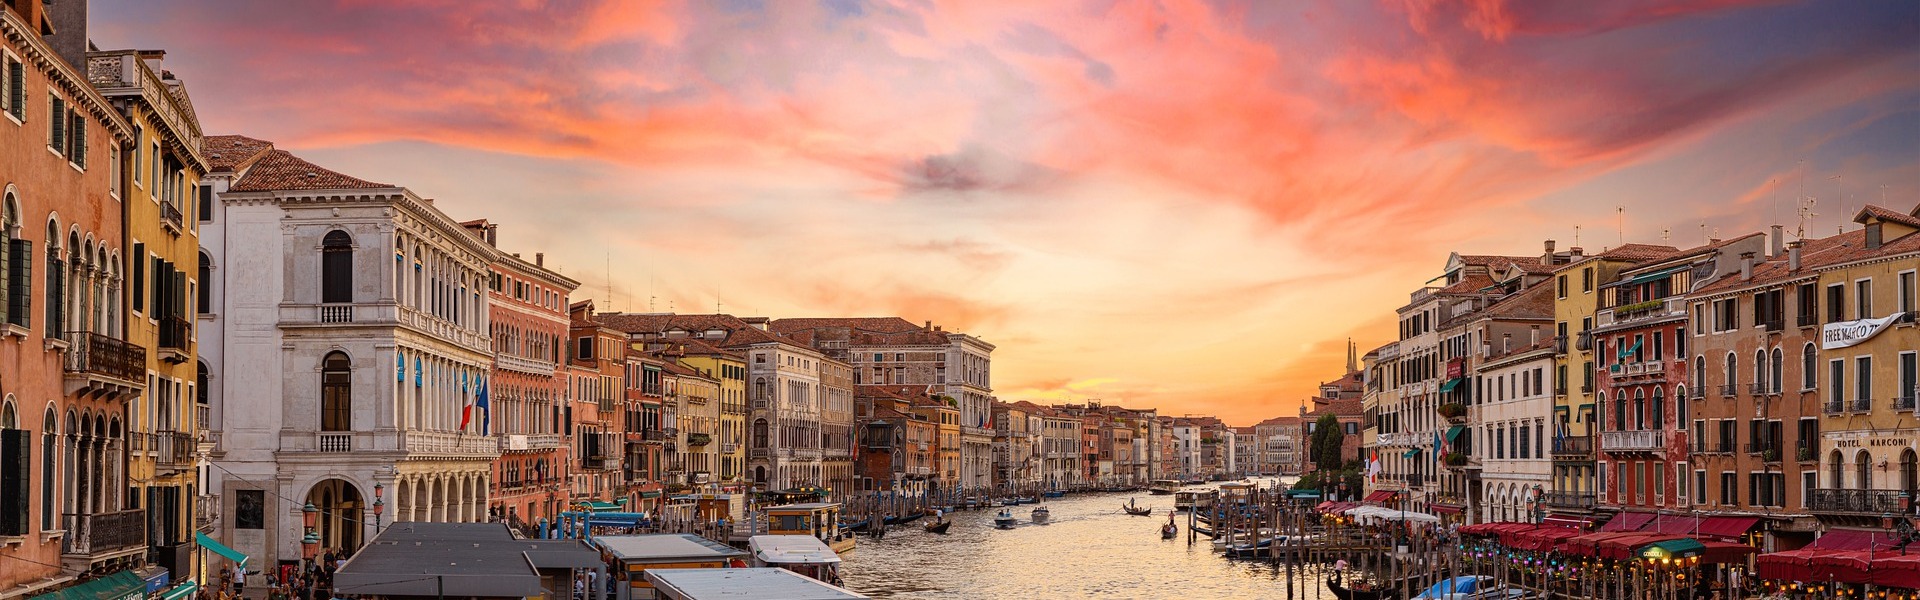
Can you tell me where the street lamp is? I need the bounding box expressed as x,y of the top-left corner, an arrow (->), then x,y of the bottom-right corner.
372,483 -> 386,534
301,502 -> 320,573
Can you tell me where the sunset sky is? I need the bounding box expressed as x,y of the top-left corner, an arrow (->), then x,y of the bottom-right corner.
94,0 -> 1919,425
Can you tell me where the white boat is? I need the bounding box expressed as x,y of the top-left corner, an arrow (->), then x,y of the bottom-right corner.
1149,480 -> 1181,495
994,509 -> 1018,527
1031,506 -> 1050,524
748,535 -> 843,587
645,567 -> 868,600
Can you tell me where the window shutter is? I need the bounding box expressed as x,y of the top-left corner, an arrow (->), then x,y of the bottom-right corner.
48,97 -> 62,152
198,185 -> 213,221
131,244 -> 144,313
6,239 -> 27,328
70,113 -> 84,168
0,428 -> 26,536
151,256 -> 164,318
6,60 -> 21,119
44,258 -> 61,338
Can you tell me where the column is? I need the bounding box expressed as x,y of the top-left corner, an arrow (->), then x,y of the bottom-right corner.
423,476 -> 437,523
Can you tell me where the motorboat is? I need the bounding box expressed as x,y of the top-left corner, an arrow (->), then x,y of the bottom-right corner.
748,535 -> 844,586
1031,506 -> 1050,524
763,503 -> 856,554
1411,576 -> 1525,600
993,510 -> 1018,529
1222,535 -> 1285,559
1149,480 -> 1181,495
1043,490 -> 1065,498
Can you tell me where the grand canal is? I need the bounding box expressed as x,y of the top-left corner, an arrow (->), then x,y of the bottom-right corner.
839,482 -> 1338,599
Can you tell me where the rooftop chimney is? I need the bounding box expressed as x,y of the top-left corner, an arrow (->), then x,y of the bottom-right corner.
535,252 -> 545,267
1788,240 -> 1803,272
1740,251 -> 1756,281
1543,240 -> 1556,265
1569,247 -> 1585,259
1770,225 -> 1785,258
924,320 -> 932,330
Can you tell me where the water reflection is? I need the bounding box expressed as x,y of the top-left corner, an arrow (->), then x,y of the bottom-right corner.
839,483 -> 1337,599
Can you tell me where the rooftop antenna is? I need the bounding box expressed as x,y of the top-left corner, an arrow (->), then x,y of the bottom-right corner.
1796,198 -> 1818,240
1661,228 -> 1670,242
605,252 -> 613,312
1573,225 -> 1581,247
1615,206 -> 1625,246
1699,222 -> 1708,245
1830,175 -> 1845,233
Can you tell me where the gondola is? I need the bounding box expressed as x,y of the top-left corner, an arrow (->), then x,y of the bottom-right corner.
1122,502 -> 1152,516
841,518 -> 871,532
1192,523 -> 1214,537
924,519 -> 952,534
883,513 -> 925,526
1327,573 -> 1401,600
1043,491 -> 1065,498
1160,522 -> 1177,539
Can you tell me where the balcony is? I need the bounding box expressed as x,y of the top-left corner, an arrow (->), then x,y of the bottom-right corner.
687,433 -> 711,446
1745,442 -> 1781,462
1797,445 -> 1816,462
1749,383 -> 1778,397
160,200 -> 183,234
317,432 -> 352,452
1897,395 -> 1918,412
1826,400 -> 1846,415
496,353 -> 558,376
1854,397 -> 1874,413
195,495 -> 218,532
642,429 -> 669,443
749,448 -> 771,460
403,431 -> 500,456
155,430 -> 194,471
1576,332 -> 1592,352
62,332 -> 146,398
1798,310 -> 1819,328
1600,430 -> 1663,453
1437,403 -> 1467,424
597,395 -> 618,412
1808,488 -> 1909,515
62,510 -> 146,558
1544,491 -> 1596,510
1763,318 -> 1784,332
584,453 -> 616,470
1719,384 -> 1737,398
157,316 -> 191,363
1552,335 -> 1568,355
319,303 -> 355,323
1692,440 -> 1734,454
1552,435 -> 1592,458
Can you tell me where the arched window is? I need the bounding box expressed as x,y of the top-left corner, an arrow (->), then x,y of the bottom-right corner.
198,250 -> 212,313
1674,385 -> 1687,424
1724,353 -> 1738,393
1769,347 -> 1783,394
321,230 -> 353,303
44,221 -> 62,337
1633,388 -> 1646,430
1613,391 -> 1626,431
1802,344 -> 1817,391
41,407 -> 55,530
321,352 -> 352,431
0,193 -> 17,328
1651,387 -> 1665,429
1694,356 -> 1706,393
1903,449 -> 1918,495
753,419 -> 768,448
1754,349 -> 1767,394
1829,451 -> 1844,489
1857,450 -> 1873,491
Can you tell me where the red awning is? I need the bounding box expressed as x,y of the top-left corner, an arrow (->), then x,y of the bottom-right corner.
1600,511 -> 1655,532
1811,550 -> 1877,585
1540,515 -> 1593,530
1565,531 -> 1644,558
1870,552 -> 1920,589
1516,527 -> 1585,552
1695,516 -> 1759,540
1599,533 -> 1684,560
1757,549 -> 1819,582
1430,504 -> 1463,515
1364,490 -> 1399,503
1696,540 -> 1759,564
1643,515 -> 1702,535
1810,528 -> 1904,551
1496,524 -> 1542,548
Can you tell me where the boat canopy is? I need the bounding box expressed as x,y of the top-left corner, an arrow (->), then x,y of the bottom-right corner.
750,535 -> 842,566
1414,576 -> 1488,599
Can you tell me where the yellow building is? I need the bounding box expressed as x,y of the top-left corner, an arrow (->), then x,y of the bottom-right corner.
912,396 -> 962,486
648,338 -> 750,488
1546,242 -> 1673,513
1810,205 -> 1920,510
87,49 -> 209,578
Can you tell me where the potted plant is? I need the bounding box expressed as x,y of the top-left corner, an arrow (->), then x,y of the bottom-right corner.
1443,452 -> 1469,466
1437,403 -> 1467,419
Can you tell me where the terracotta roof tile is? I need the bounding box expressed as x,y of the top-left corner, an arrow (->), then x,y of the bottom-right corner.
768,317 -> 924,335
202,134 -> 274,173
1480,281 -> 1555,320
230,149 -> 391,192
1857,204 -> 1920,230
596,313 -> 752,336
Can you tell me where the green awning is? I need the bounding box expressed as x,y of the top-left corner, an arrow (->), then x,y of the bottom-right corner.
195,531 -> 249,567
158,581 -> 200,600
1402,448 -> 1421,459
1445,425 -> 1467,442
1621,266 -> 1687,287
29,571 -> 144,600
1286,490 -> 1322,498
640,490 -> 663,499
1438,378 -> 1463,393
581,501 -> 623,511
1640,538 -> 1706,560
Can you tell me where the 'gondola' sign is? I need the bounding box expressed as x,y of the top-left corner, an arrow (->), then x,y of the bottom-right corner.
1821,313 -> 1904,350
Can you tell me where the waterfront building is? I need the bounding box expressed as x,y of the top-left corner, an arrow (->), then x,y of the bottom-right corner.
625,352 -> 669,513
1365,343 -> 1400,495
817,356 -> 857,499
664,357 -> 721,489
991,400 -> 1039,491
1593,235 -> 1764,526
0,1 -> 143,590
86,43 -> 209,580
568,301 -> 627,505
767,318 -> 996,492
202,136 -> 497,572
1032,404 -> 1081,490
1686,228 -> 1829,548
469,222 -> 577,529
854,385 -> 937,492
907,392 -> 961,486
1806,204 -> 1920,541
1544,243 -> 1673,521
643,338 -> 748,487
1457,280 -> 1556,523
1254,416 -> 1302,476
1232,427 -> 1257,477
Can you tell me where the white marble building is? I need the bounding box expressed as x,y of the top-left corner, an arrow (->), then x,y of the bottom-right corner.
1474,343 -> 1556,523
199,136 -> 499,569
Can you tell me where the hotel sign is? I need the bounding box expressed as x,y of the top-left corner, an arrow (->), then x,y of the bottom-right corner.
1822,314 -> 1904,350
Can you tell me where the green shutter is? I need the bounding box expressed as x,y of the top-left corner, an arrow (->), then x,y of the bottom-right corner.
69,113 -> 84,168
44,258 -> 61,338
0,428 -> 26,536
7,61 -> 21,121
47,96 -> 62,152
6,239 -> 28,328
131,243 -> 143,313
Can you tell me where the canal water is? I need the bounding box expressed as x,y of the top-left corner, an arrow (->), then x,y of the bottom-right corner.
838,482 -> 1339,599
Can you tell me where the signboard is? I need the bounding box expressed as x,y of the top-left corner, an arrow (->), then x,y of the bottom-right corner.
1447,358 -> 1464,380
1821,314 -> 1905,350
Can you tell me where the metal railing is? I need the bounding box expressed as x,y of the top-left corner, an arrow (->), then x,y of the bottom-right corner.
1854,397 -> 1874,412
642,429 -> 669,442
1797,310 -> 1818,328
1544,491 -> 1595,509
1689,387 -> 1704,400
156,430 -> 194,468
1808,488 -> 1909,515
158,315 -> 191,351
1896,395 -> 1918,411
160,200 -> 183,231
1745,442 -> 1780,461
1826,400 -> 1846,415
62,510 -> 146,556
1551,436 -> 1592,456
62,332 -> 146,383
1719,384 -> 1737,398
